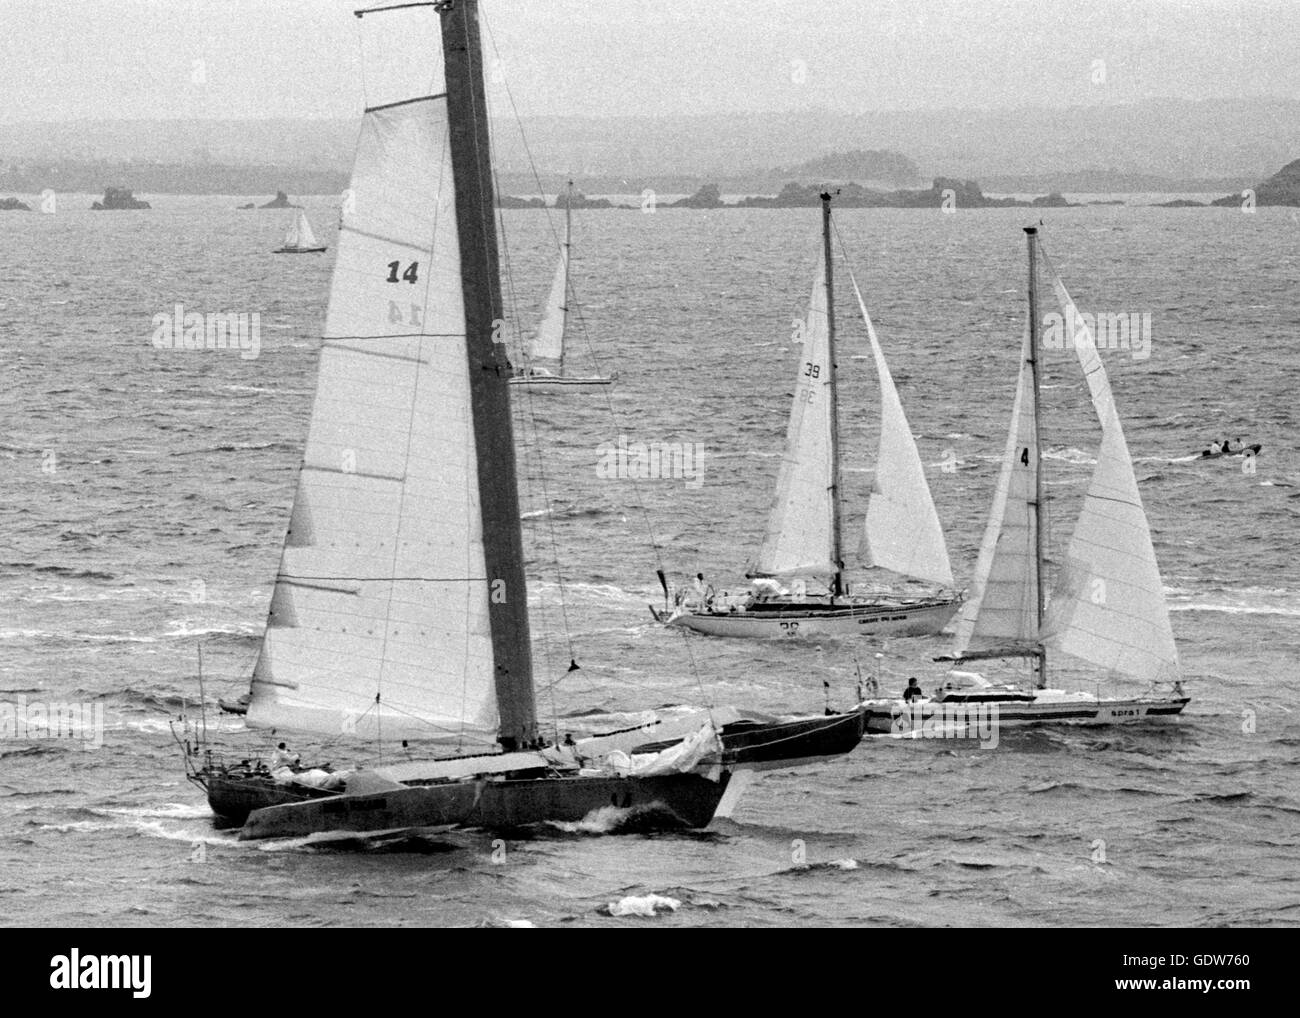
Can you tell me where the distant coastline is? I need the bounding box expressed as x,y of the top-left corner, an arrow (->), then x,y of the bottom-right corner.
5,159 -> 1297,210
0,157 -> 1257,202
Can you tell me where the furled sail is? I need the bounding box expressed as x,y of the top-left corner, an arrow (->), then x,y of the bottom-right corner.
753,253 -> 836,577
1037,252 -> 1181,683
952,321 -> 1040,656
294,210 -> 320,250
530,208 -> 569,362
247,94 -> 500,747
843,268 -> 954,587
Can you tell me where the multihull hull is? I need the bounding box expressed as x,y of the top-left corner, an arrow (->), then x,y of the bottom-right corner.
712,712 -> 866,770
666,598 -> 960,639
201,772 -> 338,827
237,772 -> 730,840
625,712 -> 867,772
858,693 -> 1191,734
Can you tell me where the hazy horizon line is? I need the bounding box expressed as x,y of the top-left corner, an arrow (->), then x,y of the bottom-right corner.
3,93 -> 1299,127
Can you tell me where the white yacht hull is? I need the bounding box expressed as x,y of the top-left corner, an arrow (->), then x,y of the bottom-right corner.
664,598 -> 960,639
858,689 -> 1191,734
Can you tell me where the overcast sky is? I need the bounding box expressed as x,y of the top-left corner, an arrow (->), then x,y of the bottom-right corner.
2,0 -> 1297,122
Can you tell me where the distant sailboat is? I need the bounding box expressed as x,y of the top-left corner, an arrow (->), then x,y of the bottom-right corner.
181,0 -> 862,840
858,227 -> 1189,731
509,182 -> 614,390
662,193 -> 962,639
273,209 -> 327,254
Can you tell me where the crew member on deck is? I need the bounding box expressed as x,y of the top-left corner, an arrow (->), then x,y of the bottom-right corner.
270,742 -> 300,769
902,677 -> 923,702
693,572 -> 716,608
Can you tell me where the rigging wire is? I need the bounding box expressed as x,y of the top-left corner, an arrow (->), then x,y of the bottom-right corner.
480,9 -> 716,719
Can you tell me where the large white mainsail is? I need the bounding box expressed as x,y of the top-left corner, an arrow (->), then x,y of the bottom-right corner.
247,94 -> 500,747
843,269 -> 953,588
753,254 -> 836,577
952,321 -> 1040,655
530,204 -> 569,362
1037,252 -> 1181,683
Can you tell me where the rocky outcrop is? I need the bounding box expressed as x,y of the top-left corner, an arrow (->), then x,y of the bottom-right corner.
734,177 -> 1064,209
1031,192 -> 1078,207
263,190 -> 298,208
670,184 -> 724,208
558,189 -> 630,210
1210,158 -> 1300,206
91,187 -> 150,209
736,181 -> 890,207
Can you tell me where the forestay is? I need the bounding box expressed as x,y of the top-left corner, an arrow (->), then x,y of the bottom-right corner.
248,94 -> 501,747
753,254 -> 836,577
1037,252 -> 1181,683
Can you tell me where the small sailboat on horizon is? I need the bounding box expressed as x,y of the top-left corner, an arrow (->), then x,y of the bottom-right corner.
509,182 -> 615,391
858,226 -> 1189,732
662,192 -> 962,639
273,208 -> 327,254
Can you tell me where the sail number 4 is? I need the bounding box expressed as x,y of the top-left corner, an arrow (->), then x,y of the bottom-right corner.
386,261 -> 420,284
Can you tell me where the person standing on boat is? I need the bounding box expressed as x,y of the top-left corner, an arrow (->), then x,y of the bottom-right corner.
270,742 -> 299,770
692,572 -> 715,609
902,678 -> 923,702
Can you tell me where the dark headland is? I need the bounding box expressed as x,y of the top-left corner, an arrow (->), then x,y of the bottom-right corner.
237,190 -> 302,209
1152,159 -> 1300,207
91,187 -> 150,210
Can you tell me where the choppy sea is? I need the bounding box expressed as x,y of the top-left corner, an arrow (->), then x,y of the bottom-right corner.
1,194 -> 1297,927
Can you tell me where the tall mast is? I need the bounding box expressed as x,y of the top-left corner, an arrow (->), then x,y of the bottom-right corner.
1024,226 -> 1047,689
560,180 -> 572,376
822,192 -> 845,599
441,0 -> 537,748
